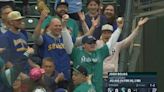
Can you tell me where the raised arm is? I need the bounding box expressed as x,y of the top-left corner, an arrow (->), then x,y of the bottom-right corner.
32,10 -> 48,45
75,13 -> 99,46
79,12 -> 99,35
61,14 -> 74,54
78,12 -> 89,34
117,17 -> 149,49
106,17 -> 124,54
86,16 -> 100,35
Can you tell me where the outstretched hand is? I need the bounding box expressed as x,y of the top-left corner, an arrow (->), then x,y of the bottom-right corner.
91,16 -> 100,27
40,9 -> 48,21
78,12 -> 85,22
62,14 -> 69,27
26,47 -> 34,54
138,17 -> 149,27
55,73 -> 65,83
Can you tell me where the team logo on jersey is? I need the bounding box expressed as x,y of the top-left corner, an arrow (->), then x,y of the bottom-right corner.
81,56 -> 98,63
48,43 -> 64,51
13,39 -> 27,52
112,48 -> 116,55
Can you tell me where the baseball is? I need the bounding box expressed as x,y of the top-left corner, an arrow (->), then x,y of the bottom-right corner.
63,14 -> 69,20
117,17 -> 123,23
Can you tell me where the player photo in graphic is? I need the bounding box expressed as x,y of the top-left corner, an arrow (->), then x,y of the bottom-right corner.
115,88 -> 119,92
108,88 -> 113,92
152,88 -> 157,92
133,88 -> 137,92
128,88 -> 131,92
121,87 -> 126,92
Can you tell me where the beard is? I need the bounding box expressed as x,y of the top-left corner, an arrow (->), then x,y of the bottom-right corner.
56,10 -> 67,18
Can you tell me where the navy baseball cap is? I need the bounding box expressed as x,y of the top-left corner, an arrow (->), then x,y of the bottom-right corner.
82,35 -> 96,44
54,0 -> 68,10
55,88 -> 67,92
73,65 -> 88,76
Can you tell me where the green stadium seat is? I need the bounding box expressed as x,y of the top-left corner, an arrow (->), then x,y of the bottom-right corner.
28,5 -> 40,16
27,32 -> 34,44
23,17 -> 38,30
23,17 -> 38,45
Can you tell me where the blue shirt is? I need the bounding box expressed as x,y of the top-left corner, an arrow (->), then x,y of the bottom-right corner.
80,14 -> 108,40
38,34 -> 71,80
109,20 -> 117,31
43,71 -> 59,91
0,30 -> 28,63
0,30 -> 29,73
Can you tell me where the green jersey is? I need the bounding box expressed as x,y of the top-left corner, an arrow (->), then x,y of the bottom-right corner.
73,82 -> 96,92
41,15 -> 79,40
71,45 -> 110,92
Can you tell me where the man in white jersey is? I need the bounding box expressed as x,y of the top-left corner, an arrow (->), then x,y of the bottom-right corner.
96,18 -> 149,78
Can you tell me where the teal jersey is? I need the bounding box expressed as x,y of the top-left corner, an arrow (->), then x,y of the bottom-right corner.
73,82 -> 96,92
41,15 -> 79,41
66,18 -> 79,41
71,45 -> 110,92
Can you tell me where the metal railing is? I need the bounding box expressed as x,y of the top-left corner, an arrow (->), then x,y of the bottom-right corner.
134,0 -> 164,11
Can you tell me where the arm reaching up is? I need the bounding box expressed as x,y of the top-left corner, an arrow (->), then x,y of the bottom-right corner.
86,16 -> 100,36
32,10 -> 48,45
106,17 -> 124,54
75,14 -> 100,46
117,17 -> 149,49
78,12 -> 89,34
61,14 -> 74,54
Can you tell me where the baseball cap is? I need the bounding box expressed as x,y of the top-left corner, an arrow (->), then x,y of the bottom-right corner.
7,11 -> 24,20
102,24 -> 114,32
82,35 -> 96,44
33,86 -> 46,92
54,0 -> 68,10
29,68 -> 45,81
73,65 -> 88,76
55,88 -> 67,92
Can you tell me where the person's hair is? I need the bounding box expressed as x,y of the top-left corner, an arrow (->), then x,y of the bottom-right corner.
86,0 -> 100,6
0,5 -> 13,14
42,57 -> 54,64
102,4 -> 117,19
102,4 -> 115,13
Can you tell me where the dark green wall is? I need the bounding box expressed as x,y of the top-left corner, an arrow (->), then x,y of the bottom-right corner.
142,15 -> 164,91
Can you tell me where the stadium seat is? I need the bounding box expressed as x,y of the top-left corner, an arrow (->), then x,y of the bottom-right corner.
23,17 -> 38,30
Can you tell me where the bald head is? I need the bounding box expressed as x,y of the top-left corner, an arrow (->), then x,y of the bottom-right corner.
48,18 -> 62,36
51,18 -> 61,24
